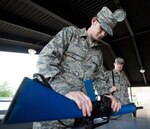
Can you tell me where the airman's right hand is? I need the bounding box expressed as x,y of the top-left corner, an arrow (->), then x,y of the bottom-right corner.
65,91 -> 92,117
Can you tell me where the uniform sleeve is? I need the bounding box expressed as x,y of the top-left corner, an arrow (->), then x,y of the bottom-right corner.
36,27 -> 79,95
112,73 -> 130,104
36,27 -> 70,78
93,73 -> 111,95
93,52 -> 111,95
123,75 -> 130,104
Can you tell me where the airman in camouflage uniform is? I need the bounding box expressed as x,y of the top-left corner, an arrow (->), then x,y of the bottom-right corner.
33,7 -> 126,129
106,57 -> 130,105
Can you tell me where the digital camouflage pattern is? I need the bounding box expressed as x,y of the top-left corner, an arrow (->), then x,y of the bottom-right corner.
33,26 -> 109,128
97,6 -> 126,36
106,69 -> 130,105
33,119 -> 74,129
115,57 -> 125,64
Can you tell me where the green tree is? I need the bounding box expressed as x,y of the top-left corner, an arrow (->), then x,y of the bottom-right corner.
0,81 -> 13,97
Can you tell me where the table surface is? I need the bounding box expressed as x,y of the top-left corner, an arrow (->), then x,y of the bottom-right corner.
72,114 -> 150,129
0,114 -> 150,129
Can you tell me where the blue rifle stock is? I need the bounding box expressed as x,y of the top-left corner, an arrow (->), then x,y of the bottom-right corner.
2,76 -> 83,124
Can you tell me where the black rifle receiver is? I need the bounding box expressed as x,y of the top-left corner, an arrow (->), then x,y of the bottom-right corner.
83,80 -> 112,129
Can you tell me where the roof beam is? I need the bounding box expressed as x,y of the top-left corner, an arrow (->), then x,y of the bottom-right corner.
0,20 -> 52,38
20,0 -> 75,26
0,20 -> 52,45
112,29 -> 150,42
0,37 -> 43,49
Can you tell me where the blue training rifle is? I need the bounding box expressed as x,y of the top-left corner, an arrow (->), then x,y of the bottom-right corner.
2,74 -> 143,129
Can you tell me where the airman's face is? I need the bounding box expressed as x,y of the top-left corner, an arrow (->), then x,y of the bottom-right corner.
114,62 -> 124,72
91,17 -> 108,41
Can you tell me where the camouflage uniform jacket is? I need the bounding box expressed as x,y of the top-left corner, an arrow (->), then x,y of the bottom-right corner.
34,26 -> 109,129
106,69 -> 130,104
37,26 -> 108,96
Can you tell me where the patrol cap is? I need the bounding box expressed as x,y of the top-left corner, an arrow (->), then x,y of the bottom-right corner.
97,6 -> 126,36
115,57 -> 125,64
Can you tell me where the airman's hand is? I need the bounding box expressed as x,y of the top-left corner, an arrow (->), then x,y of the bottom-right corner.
65,91 -> 92,117
105,95 -> 121,112
110,86 -> 117,93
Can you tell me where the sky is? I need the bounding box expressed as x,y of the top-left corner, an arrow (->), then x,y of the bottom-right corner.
0,51 -> 38,94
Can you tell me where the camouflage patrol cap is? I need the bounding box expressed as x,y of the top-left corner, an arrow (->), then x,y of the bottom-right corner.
97,6 -> 126,36
115,57 -> 125,64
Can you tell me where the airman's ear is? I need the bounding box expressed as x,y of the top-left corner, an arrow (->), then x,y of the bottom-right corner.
91,17 -> 97,24
114,62 -> 115,66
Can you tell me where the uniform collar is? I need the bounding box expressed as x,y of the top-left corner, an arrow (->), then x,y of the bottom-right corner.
113,69 -> 123,75
79,28 -> 101,48
79,28 -> 87,37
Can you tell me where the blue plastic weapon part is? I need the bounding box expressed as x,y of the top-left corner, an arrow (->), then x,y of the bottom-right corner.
2,77 -> 143,124
112,104 -> 136,116
83,80 -> 96,101
2,77 -> 83,124
83,79 -> 139,117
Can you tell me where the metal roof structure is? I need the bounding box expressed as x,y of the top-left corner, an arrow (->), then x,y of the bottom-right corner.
0,0 -> 150,87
